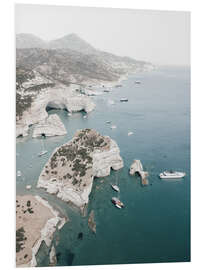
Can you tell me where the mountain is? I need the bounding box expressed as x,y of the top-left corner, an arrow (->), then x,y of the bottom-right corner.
16,33 -> 154,119
16,33 -> 47,49
48,33 -> 97,54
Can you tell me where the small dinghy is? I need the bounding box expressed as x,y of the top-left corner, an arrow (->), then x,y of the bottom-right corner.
111,184 -> 120,192
17,170 -> 22,177
159,171 -> 186,179
38,150 -> 48,157
38,139 -> 48,157
111,197 -> 124,209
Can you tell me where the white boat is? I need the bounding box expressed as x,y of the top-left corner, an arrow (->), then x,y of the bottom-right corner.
128,132 -> 133,136
106,120 -> 111,124
38,150 -> 48,157
38,139 -> 48,157
159,171 -> 186,179
26,185 -> 32,190
111,125 -> 117,129
83,115 -> 87,119
111,184 -> 120,192
135,80 -> 141,84
17,170 -> 22,177
111,197 -> 124,209
68,112 -> 72,116
120,98 -> 128,102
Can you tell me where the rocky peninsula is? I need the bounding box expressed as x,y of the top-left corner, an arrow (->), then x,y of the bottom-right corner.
37,129 -> 124,210
32,114 -> 67,138
16,195 -> 66,267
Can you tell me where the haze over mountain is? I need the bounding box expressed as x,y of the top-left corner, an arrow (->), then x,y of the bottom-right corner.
16,33 -> 97,54
16,33 -> 153,119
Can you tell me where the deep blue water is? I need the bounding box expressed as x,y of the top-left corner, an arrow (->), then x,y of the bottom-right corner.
16,66 -> 190,266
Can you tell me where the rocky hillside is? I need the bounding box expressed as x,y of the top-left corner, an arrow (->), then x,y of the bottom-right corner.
16,33 -> 154,121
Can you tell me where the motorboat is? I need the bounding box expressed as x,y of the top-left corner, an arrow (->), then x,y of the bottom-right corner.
103,89 -> 110,93
111,125 -> 117,129
135,80 -> 141,84
38,150 -> 48,157
106,120 -> 111,124
128,132 -> 134,136
120,98 -> 128,102
111,197 -> 124,209
111,184 -> 120,192
17,170 -> 22,177
159,171 -> 186,179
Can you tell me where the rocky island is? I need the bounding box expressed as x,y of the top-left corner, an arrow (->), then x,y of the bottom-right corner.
37,129 -> 124,210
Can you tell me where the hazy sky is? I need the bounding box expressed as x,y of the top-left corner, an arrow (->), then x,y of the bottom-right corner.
15,4 -> 190,66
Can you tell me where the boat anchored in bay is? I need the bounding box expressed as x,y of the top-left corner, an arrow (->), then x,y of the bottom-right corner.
159,171 -> 186,179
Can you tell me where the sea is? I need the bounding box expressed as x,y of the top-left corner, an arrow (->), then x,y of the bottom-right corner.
16,66 -> 190,266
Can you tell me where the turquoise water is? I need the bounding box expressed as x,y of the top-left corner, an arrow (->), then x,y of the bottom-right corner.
16,66 -> 190,265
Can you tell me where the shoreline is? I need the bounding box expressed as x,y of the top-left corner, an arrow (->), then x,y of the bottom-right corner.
16,194 -> 67,267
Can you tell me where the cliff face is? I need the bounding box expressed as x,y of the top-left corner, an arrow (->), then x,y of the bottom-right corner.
16,82 -> 95,137
32,114 -> 67,138
37,129 -> 124,209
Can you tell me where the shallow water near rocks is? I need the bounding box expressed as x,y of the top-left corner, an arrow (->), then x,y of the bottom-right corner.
16,66 -> 190,265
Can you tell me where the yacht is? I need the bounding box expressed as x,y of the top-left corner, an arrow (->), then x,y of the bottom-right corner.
111,184 -> 120,192
111,197 -> 124,209
159,171 -> 186,179
120,98 -> 128,102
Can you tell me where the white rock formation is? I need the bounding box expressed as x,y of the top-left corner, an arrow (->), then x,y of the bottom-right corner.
32,114 -> 67,138
16,86 -> 95,138
93,139 -> 124,177
129,160 -> 143,175
49,245 -> 57,266
16,123 -> 29,138
129,160 -> 149,186
37,129 -> 124,209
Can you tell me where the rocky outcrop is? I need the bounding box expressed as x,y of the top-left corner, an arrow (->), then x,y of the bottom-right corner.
88,210 -> 96,234
37,129 -> 124,209
32,114 -> 67,138
16,86 -> 95,138
16,123 -> 29,138
49,245 -> 57,266
129,160 -> 149,186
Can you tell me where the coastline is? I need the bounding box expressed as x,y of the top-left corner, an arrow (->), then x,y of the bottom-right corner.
16,195 -> 67,267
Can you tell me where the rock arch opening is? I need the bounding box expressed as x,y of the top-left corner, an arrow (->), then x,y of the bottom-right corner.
45,101 -> 68,113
